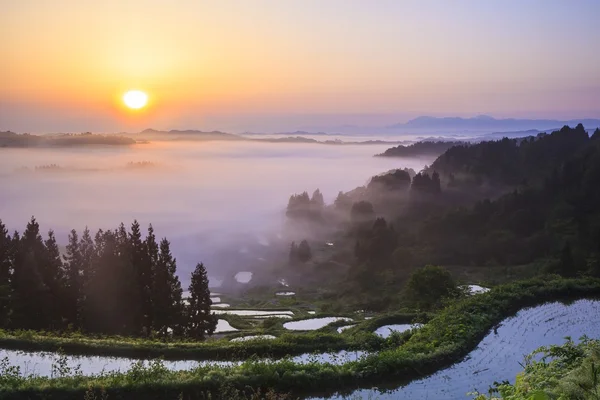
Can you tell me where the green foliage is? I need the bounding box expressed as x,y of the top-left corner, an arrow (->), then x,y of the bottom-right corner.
187,263 -> 217,339
473,338 -> 600,400
404,265 -> 458,310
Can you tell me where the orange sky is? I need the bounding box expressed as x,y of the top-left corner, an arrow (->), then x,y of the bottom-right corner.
1,0 -> 599,133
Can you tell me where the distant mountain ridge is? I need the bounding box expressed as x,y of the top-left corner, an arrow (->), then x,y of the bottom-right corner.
388,115 -> 600,132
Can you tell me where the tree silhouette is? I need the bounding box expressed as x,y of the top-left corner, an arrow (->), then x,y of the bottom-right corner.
153,238 -> 183,336
187,263 -> 217,339
0,220 -> 11,326
63,229 -> 82,328
297,240 -> 312,263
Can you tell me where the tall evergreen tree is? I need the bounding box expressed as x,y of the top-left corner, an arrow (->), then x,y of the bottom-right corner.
11,217 -> 49,330
129,220 -> 150,334
43,229 -> 65,329
559,242 -> 575,277
116,223 -> 143,335
0,220 -> 11,326
152,238 -> 183,336
297,240 -> 312,263
63,229 -> 82,328
311,189 -> 325,208
187,263 -> 217,340
145,224 -> 159,331
79,227 -> 95,331
288,241 -> 298,264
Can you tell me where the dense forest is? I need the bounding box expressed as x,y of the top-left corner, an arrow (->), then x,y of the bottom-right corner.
375,140 -> 463,158
0,219 -> 216,338
286,125 -> 600,306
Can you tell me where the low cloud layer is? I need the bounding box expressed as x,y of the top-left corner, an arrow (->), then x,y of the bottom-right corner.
0,140 -> 430,285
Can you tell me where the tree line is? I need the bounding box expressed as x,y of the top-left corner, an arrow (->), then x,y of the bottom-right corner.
344,125 -> 600,297
0,218 -> 216,338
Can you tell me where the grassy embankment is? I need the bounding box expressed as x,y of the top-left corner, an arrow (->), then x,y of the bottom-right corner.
0,309 -> 421,361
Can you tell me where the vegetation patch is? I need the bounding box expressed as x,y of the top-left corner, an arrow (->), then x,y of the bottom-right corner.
1,277 -> 599,399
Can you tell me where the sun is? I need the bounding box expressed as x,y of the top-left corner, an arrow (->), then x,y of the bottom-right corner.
123,90 -> 148,109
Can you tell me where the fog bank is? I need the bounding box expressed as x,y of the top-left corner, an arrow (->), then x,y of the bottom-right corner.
0,141 -> 430,285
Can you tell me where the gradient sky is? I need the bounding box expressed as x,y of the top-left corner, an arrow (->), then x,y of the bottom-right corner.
1,0 -> 599,133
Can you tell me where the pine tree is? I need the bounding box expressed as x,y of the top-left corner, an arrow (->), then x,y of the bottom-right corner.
311,189 -> 325,208
11,217 -> 49,330
79,227 -> 95,331
559,242 -> 575,277
297,240 -> 312,263
116,223 -> 143,335
145,224 -> 159,331
63,229 -> 82,328
43,229 -> 65,329
187,263 -> 217,340
152,238 -> 183,336
0,220 -> 11,326
129,220 -> 150,334
289,241 -> 298,264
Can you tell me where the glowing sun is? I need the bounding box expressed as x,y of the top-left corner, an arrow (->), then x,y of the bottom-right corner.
123,90 -> 148,109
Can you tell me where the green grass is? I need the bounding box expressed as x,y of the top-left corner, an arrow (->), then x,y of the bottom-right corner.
1,276 -> 599,399
473,338 -> 600,399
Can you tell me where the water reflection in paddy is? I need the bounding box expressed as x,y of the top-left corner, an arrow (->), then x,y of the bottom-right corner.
0,349 -> 367,378
313,299 -> 600,400
3,299 -> 597,399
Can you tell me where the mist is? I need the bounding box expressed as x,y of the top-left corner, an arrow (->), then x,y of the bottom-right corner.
0,140 -> 431,286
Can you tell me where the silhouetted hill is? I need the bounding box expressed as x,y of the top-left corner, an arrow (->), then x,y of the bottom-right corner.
375,141 -> 463,158
138,129 -> 241,141
0,131 -> 135,147
388,115 -> 600,132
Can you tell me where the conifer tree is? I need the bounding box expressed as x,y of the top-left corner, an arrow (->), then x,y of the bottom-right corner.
297,240 -> 312,263
289,241 -> 298,264
187,263 -> 217,339
116,223 -> 143,335
11,217 -> 49,329
311,189 -> 325,208
79,227 -> 95,330
0,220 -> 11,326
128,220 -> 150,334
43,229 -> 65,329
63,229 -> 82,328
153,238 -> 183,336
145,224 -> 159,330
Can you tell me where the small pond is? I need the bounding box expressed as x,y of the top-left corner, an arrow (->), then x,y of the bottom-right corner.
278,278 -> 289,287
211,303 -> 231,308
313,299 -> 600,400
230,335 -> 277,342
374,324 -> 423,338
235,271 -> 253,284
275,291 -> 296,296
210,297 -> 221,303
213,309 -> 294,317
284,317 -> 352,331
464,284 -> 490,294
214,319 -> 238,333
0,348 -> 366,377
336,324 -> 356,333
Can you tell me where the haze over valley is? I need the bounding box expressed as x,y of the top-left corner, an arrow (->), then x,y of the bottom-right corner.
2,1 -> 600,399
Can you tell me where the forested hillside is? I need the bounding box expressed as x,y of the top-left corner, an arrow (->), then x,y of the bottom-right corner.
286,125 -> 600,308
